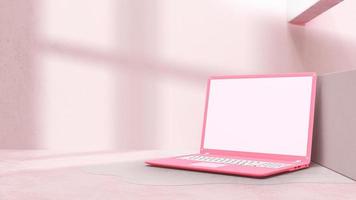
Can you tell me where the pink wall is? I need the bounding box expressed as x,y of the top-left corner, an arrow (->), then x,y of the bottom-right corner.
0,0 -> 322,152
0,0 -> 40,148
288,0 -> 356,74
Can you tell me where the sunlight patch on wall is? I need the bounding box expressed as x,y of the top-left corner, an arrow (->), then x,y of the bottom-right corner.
37,0 -> 117,51
38,53 -> 116,151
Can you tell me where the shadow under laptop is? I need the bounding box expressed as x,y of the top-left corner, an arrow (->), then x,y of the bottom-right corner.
82,161 -> 354,186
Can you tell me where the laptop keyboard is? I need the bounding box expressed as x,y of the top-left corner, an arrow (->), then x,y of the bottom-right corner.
178,155 -> 291,169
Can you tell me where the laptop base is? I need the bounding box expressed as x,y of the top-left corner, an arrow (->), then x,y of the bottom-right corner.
146,154 -> 309,178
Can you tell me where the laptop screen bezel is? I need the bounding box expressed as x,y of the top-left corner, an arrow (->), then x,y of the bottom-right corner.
200,73 -> 317,162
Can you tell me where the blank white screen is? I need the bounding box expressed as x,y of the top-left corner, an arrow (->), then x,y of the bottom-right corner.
203,76 -> 313,156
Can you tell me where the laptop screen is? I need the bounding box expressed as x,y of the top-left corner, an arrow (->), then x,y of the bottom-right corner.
203,75 -> 314,156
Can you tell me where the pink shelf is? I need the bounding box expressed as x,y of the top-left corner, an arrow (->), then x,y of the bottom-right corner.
289,0 -> 344,25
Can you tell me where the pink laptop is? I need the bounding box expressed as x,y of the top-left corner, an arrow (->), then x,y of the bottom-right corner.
146,73 -> 317,178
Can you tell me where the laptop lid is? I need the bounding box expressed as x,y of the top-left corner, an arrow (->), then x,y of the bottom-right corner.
200,73 -> 317,162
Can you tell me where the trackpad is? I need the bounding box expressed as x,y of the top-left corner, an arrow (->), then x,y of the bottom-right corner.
191,162 -> 226,168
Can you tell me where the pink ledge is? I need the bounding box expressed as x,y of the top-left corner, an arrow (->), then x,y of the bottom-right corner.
289,0 -> 344,25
